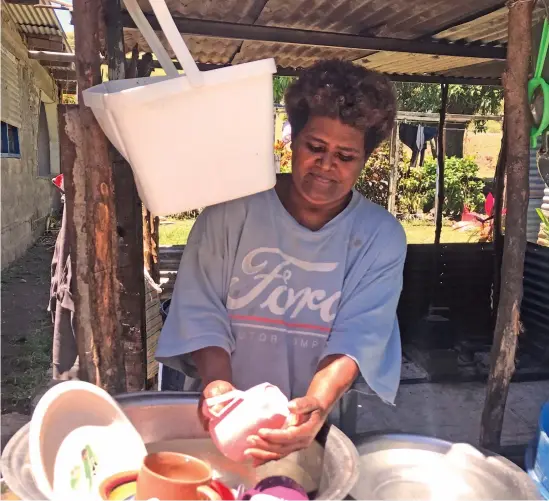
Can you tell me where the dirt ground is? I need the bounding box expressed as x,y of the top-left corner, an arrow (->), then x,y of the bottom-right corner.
1,237 -> 55,415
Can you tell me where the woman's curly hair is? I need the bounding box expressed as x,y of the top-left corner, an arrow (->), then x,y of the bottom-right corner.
284,59 -> 396,156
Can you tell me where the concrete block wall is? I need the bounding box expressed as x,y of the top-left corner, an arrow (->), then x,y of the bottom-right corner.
1,10 -> 60,268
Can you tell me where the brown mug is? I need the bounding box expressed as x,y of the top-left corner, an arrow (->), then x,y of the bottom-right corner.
135,452 -> 221,500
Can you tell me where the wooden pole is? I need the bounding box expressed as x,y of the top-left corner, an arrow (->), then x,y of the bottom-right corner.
491,124 -> 507,323
150,215 -> 160,284
387,123 -> 400,215
143,206 -> 153,273
68,0 -> 126,393
480,0 -> 533,450
434,83 -> 449,246
130,50 -> 160,286
103,0 -> 147,392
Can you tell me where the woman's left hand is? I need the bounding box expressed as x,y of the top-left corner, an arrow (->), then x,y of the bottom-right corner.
244,396 -> 327,466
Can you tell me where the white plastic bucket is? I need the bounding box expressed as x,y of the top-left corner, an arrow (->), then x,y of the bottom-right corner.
82,0 -> 276,215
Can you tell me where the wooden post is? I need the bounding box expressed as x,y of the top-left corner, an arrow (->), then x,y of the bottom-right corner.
103,0 -> 146,392
67,0 -> 126,393
434,83 -> 449,246
131,50 -> 160,286
480,0 -> 533,450
143,206 -> 153,273
150,215 -> 160,284
387,123 -> 400,214
143,210 -> 160,281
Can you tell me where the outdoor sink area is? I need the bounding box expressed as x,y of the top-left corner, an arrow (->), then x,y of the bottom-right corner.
2,390 -> 544,500
1,391 -> 359,500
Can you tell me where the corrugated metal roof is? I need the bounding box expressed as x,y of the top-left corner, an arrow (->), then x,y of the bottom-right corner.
359,52 -> 493,75
434,6 -> 546,46
123,0 -> 523,78
125,0 -> 270,65
3,2 -> 74,92
122,0 -> 549,80
4,3 -> 64,38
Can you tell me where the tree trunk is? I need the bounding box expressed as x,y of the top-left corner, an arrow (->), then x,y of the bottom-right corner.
479,0 -> 533,451
444,122 -> 467,158
104,0 -> 146,393
67,0 -> 127,392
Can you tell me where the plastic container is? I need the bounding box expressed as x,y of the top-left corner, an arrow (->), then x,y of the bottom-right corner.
204,383 -> 290,462
82,0 -> 276,216
526,402 -> 549,499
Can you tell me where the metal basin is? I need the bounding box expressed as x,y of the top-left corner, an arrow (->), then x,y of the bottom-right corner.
1,391 -> 359,500
350,434 -> 541,500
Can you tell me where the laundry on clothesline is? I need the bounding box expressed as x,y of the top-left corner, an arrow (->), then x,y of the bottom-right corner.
399,122 -> 438,168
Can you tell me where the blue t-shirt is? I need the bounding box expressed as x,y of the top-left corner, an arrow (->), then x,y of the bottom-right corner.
156,187 -> 407,403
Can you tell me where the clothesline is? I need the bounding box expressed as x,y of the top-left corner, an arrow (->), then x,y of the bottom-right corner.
397,111 -> 503,123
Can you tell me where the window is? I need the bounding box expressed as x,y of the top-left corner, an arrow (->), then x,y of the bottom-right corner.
1,121 -> 20,157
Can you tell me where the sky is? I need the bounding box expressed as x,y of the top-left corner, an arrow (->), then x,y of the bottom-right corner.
56,7 -> 73,34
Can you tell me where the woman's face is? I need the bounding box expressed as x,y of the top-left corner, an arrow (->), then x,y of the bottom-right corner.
290,116 -> 366,207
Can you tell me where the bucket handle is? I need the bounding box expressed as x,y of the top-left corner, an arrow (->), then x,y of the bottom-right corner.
124,0 -> 179,78
149,0 -> 204,87
124,0 -> 204,87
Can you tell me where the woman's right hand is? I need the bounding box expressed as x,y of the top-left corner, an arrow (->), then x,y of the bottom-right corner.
198,380 -> 236,431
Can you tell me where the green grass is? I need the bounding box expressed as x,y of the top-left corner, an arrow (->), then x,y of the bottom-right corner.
403,220 -> 479,244
159,219 -> 196,246
2,318 -> 52,413
159,218 -> 479,246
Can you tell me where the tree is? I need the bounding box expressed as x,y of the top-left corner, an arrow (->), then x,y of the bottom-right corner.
273,76 -> 294,105
65,31 -> 75,51
395,83 -> 503,157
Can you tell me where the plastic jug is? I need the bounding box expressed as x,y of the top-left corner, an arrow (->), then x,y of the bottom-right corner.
204,383 -> 290,462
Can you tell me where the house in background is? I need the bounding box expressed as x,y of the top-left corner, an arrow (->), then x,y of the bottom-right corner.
1,1 -> 74,268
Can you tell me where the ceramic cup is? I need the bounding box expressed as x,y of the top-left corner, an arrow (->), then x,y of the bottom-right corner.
135,452 -> 221,500
98,471 -> 138,500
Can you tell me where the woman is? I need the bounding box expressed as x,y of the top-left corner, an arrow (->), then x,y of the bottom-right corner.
157,59 -> 406,464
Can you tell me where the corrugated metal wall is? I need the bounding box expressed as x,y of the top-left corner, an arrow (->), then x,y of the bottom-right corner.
522,243 -> 549,360
397,243 -> 494,343
528,141 -> 545,243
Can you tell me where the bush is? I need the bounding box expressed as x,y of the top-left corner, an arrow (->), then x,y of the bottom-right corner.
397,168 -> 428,214
355,142 -> 391,206
398,156 -> 484,218
167,208 -> 202,220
